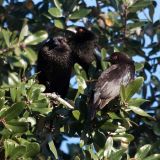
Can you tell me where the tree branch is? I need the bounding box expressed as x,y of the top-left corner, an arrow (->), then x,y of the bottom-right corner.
44,93 -> 74,109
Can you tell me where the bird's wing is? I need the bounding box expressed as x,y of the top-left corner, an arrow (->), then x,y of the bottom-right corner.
95,65 -> 118,89
94,64 -> 133,109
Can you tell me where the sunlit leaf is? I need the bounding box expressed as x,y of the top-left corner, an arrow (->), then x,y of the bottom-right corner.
48,7 -> 63,18
24,47 -> 37,64
48,140 -> 58,159
104,136 -> 113,157
113,133 -> 134,142
25,142 -> 40,157
1,102 -> 25,121
129,106 -> 153,119
0,97 -> 5,110
69,8 -> 91,19
72,110 -> 80,120
54,19 -> 65,29
24,31 -> 48,45
128,0 -> 152,12
144,154 -> 160,160
109,149 -> 126,160
29,101 -> 51,114
2,29 -> 10,47
101,48 -> 108,70
128,98 -> 148,107
4,139 -> 26,159
135,144 -> 152,159
122,77 -> 144,102
53,0 -> 62,10
135,62 -> 144,71
5,120 -> 28,133
19,24 -> 29,42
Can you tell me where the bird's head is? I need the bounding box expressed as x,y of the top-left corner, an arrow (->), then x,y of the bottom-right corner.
75,26 -> 96,41
51,36 -> 70,52
105,52 -> 133,64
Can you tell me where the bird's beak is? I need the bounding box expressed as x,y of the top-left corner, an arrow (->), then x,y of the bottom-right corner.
66,27 -> 77,33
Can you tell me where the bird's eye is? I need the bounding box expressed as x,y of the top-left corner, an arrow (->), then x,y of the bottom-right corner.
112,55 -> 118,60
78,28 -> 84,33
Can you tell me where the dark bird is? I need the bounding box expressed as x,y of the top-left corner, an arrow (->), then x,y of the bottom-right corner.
92,52 -> 135,113
69,27 -> 97,72
37,36 -> 73,98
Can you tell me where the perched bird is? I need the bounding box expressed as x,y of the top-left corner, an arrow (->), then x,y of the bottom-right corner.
37,36 -> 73,98
92,52 -> 135,114
69,27 -> 97,72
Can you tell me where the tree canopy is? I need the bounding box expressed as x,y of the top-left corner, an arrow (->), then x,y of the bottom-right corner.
0,0 -> 160,159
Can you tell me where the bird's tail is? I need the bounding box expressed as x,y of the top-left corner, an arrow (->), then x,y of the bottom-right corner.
88,91 -> 98,121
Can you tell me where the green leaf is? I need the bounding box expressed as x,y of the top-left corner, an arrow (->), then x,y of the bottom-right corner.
135,62 -> 144,71
54,19 -> 65,29
128,0 -> 152,13
88,146 -> 99,160
109,149 -> 126,160
69,8 -> 91,20
72,110 -> 80,120
94,131 -> 106,149
5,120 -> 28,133
0,90 -> 5,97
24,31 -> 48,45
48,7 -> 63,18
29,100 -> 51,114
124,77 -> 144,102
48,140 -> 58,159
135,144 -> 151,159
127,22 -> 147,30
144,154 -> 160,160
53,0 -> 62,10
115,126 -> 126,134
107,112 -> 121,120
10,87 -> 17,102
100,122 -> 118,132
120,85 -> 126,103
104,136 -> 113,157
74,63 -> 82,75
2,29 -> 10,47
0,97 -> 5,110
24,47 -> 37,64
153,123 -> 160,136
31,88 -> 41,101
74,156 -> 81,160
27,117 -> 36,127
1,102 -> 25,121
101,48 -> 108,70
7,73 -> 20,85
129,106 -> 153,119
25,142 -> 40,157
4,139 -> 26,159
113,133 -> 134,142
8,56 -> 28,69
128,98 -> 148,107
19,24 -> 29,42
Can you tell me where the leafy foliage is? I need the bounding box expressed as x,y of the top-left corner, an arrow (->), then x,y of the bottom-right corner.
0,0 -> 160,159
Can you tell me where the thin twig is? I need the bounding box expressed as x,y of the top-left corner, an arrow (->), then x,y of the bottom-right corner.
44,93 -> 74,109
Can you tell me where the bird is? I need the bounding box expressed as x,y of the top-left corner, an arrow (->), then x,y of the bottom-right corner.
92,52 -> 135,117
37,36 -> 73,98
69,27 -> 97,72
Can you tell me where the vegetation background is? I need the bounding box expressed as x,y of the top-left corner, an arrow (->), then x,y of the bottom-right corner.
0,0 -> 160,159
